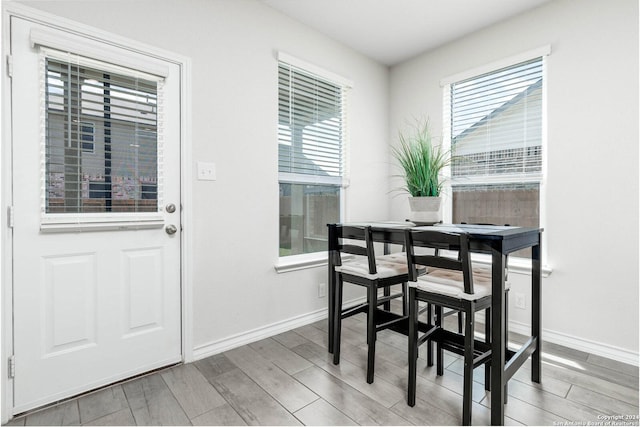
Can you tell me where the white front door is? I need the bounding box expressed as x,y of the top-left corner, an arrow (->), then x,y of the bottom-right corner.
10,16 -> 182,413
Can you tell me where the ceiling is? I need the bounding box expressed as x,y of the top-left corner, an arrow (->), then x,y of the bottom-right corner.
261,0 -> 551,66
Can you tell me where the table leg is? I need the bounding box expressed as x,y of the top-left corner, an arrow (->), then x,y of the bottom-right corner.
531,234 -> 542,382
490,249 -> 506,426
383,242 -> 391,311
328,256 -> 335,354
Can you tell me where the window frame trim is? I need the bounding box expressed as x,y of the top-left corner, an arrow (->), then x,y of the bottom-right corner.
31,28 -> 169,79
278,172 -> 343,187
440,45 -> 551,88
277,51 -> 353,89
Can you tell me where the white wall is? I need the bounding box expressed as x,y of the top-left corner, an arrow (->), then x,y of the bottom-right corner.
389,0 -> 639,362
15,0 -> 390,355
11,0 -> 638,364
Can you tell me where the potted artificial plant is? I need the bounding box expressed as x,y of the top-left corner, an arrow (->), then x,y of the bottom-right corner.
392,118 -> 449,224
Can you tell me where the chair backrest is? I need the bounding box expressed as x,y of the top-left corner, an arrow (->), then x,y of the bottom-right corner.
327,224 -> 377,274
404,229 -> 475,294
460,222 -> 510,280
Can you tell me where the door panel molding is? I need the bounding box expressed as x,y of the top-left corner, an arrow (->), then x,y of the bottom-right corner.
122,247 -> 164,337
43,252 -> 98,357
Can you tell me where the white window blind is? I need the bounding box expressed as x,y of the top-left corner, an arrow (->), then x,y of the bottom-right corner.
278,61 -> 347,185
448,57 -> 543,184
44,51 -> 161,214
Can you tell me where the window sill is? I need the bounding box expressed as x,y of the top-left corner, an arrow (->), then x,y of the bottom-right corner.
274,252 -> 328,274
274,252 -> 552,277
40,213 -> 165,233
471,253 -> 553,277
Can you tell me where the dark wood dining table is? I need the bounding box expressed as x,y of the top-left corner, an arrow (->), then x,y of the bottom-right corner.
327,221 -> 543,425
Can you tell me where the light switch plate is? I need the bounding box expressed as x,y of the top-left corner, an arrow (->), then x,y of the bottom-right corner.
197,161 -> 216,181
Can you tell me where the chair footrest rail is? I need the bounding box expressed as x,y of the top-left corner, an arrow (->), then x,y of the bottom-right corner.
429,329 -> 493,368
505,337 -> 537,381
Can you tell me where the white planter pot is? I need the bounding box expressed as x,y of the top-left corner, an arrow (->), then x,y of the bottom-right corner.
408,196 -> 442,224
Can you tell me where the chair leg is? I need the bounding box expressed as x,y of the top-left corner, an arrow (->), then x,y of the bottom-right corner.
407,287 -> 418,407
366,284 -> 377,384
402,282 -> 408,316
332,276 -> 343,365
383,285 -> 391,311
462,304 -> 475,426
458,311 -> 463,333
504,290 -> 509,404
426,303 -> 434,367
484,307 -> 491,392
435,305 -> 444,376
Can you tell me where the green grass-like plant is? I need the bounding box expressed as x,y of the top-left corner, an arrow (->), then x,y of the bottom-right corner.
392,119 -> 449,197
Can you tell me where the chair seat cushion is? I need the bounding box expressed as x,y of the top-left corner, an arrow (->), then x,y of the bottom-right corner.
377,252 -> 405,263
412,265 -> 510,301
335,253 -> 409,279
379,252 -> 429,277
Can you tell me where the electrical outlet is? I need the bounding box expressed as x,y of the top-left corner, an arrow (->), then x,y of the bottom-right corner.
514,292 -> 526,310
197,161 -> 216,181
318,282 -> 327,298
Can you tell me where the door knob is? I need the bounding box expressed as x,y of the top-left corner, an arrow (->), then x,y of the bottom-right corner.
165,224 -> 178,235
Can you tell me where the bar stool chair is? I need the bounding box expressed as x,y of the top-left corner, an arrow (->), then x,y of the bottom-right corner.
459,222 -> 512,393
329,224 -> 413,384
404,228 -> 510,426
438,223 -> 512,337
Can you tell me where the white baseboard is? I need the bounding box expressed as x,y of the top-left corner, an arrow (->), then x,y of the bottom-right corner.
508,319 -> 639,367
191,303 -> 639,368
192,306 -> 328,361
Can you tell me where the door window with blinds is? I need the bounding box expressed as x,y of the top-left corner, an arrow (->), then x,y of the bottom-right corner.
43,50 -> 162,221
278,58 -> 348,257
445,56 -> 544,234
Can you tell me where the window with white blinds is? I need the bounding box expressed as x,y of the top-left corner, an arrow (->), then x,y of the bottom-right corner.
277,58 -> 348,257
444,55 -> 545,232
278,62 -> 345,184
448,57 -> 543,183
44,53 -> 161,214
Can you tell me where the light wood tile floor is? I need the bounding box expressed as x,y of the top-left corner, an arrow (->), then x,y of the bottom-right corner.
5,312 -> 639,426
